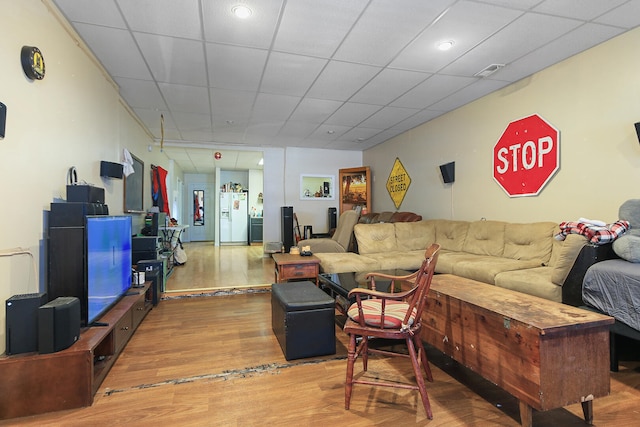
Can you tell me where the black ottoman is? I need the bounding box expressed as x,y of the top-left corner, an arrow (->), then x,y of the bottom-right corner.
271,281 -> 336,360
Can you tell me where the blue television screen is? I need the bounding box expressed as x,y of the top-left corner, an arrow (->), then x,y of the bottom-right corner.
86,215 -> 132,325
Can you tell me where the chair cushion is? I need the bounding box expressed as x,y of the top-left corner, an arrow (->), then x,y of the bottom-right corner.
347,299 -> 416,329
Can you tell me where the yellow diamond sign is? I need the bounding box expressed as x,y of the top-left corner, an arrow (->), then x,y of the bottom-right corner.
386,158 -> 411,209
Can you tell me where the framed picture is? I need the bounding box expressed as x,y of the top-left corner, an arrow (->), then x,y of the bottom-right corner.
124,153 -> 144,213
300,174 -> 335,200
339,166 -> 371,214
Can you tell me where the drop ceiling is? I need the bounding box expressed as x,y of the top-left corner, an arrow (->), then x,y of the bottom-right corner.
52,0 -> 640,172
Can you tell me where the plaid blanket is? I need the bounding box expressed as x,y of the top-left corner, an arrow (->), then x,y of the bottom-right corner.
555,220 -> 630,244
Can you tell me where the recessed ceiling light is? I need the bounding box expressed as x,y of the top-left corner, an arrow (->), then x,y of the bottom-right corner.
232,5 -> 252,19
437,40 -> 455,51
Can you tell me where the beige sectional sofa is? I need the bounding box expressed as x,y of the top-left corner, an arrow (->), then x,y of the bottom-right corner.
315,219 -> 588,302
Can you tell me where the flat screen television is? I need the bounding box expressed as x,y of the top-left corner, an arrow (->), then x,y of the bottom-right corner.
85,215 -> 132,325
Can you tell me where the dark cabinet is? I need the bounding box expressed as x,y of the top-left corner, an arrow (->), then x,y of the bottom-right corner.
249,217 -> 263,243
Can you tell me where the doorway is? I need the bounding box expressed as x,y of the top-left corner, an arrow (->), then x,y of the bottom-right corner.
188,182 -> 214,241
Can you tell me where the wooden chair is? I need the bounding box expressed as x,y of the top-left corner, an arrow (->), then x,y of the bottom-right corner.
343,243 -> 440,419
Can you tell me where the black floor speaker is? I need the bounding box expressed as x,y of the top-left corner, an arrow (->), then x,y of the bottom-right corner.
38,297 -> 81,354
281,206 -> 294,253
5,292 -> 48,355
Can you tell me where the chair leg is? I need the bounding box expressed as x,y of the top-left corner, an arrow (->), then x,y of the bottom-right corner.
414,335 -> 433,382
345,333 -> 357,410
360,336 -> 369,371
406,337 -> 433,419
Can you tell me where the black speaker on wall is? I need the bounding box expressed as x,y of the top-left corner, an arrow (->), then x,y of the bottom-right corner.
100,161 -> 124,179
38,297 -> 81,354
281,206 -> 294,253
439,161 -> 455,184
634,122 -> 640,144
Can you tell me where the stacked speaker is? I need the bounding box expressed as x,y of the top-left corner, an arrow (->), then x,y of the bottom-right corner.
5,294 -> 80,355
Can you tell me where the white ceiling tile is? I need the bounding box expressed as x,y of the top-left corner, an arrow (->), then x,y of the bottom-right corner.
50,0 -> 640,167
202,0 -> 284,49
114,77 -> 165,109
428,78 -> 511,112
391,75 -> 476,109
53,0 -> 126,28
594,1 -> 640,28
335,127 -> 383,143
116,0 -> 202,39
391,110 -> 445,131
73,23 -> 151,80
359,107 -> 421,130
307,61 -> 382,101
159,83 -> 211,114
325,103 -> 382,127
496,23 -> 625,82
273,0 -> 368,57
289,98 -> 343,123
277,121 -> 319,138
533,0 -> 629,21
333,0 -> 455,66
135,33 -> 207,85
440,12 -> 583,76
251,93 -> 300,121
308,124 -> 351,140
171,111 -> 212,131
207,44 -> 268,92
390,1 -> 523,73
210,88 -> 255,121
351,69 -> 431,105
261,52 -> 328,96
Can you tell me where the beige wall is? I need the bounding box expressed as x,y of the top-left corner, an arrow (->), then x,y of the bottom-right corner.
365,27 -> 640,224
0,0 -> 175,353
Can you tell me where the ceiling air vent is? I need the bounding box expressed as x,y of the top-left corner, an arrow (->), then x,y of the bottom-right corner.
474,63 -> 505,78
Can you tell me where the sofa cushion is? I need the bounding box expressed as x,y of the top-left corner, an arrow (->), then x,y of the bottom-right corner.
452,256 -> 541,285
433,220 -> 469,251
462,220 -> 506,256
315,252 -> 380,274
367,250 -> 425,271
347,299 -> 416,329
354,223 -> 397,254
436,251 -> 482,274
495,267 -> 562,302
502,222 -> 556,263
395,221 -> 435,252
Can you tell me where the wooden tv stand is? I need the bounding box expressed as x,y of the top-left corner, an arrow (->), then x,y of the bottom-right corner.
0,283 -> 152,420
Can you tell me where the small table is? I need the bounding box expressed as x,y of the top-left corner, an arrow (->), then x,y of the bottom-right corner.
318,270 -> 412,314
272,253 -> 320,285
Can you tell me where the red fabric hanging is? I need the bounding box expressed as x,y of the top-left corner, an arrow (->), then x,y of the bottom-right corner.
152,165 -> 171,217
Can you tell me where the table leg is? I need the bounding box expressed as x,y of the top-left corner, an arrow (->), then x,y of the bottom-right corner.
581,399 -> 594,425
518,400 -> 533,427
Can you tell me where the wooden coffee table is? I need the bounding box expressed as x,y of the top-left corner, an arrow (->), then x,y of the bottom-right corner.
272,253 -> 320,285
421,274 -> 614,427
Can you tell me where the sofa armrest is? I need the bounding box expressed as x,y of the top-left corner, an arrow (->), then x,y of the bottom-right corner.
298,238 -> 346,253
561,243 -> 619,306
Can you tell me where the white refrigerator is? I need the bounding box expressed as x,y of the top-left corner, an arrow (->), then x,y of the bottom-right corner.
220,192 -> 248,244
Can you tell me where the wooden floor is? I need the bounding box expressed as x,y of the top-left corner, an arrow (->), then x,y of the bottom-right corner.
8,244 -> 640,426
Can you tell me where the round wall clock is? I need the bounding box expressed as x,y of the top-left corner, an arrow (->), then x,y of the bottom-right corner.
21,46 -> 45,80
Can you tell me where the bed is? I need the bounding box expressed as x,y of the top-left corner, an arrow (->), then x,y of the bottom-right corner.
582,259 -> 640,370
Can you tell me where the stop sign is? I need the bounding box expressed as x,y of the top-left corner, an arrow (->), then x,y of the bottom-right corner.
493,114 -> 559,197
